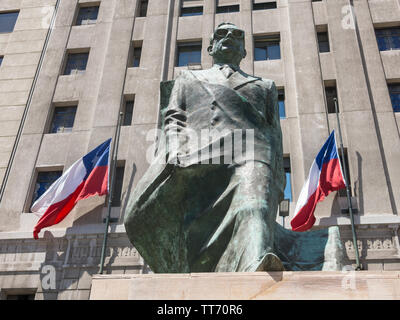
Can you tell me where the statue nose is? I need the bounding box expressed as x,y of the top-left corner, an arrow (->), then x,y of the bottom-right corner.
225,30 -> 234,38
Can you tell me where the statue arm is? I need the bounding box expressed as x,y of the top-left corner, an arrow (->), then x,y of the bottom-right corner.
266,80 -> 286,197
162,73 -> 188,161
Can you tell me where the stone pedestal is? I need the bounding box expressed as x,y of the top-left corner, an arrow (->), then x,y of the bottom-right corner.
90,271 -> 400,300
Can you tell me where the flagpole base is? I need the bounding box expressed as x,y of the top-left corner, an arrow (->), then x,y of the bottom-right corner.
90,271 -> 400,300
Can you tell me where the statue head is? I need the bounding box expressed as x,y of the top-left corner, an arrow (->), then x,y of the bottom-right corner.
208,22 -> 247,67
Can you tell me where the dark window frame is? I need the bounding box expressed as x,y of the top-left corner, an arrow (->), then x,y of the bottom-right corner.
216,5 -> 240,14
0,11 -> 19,34
63,51 -> 90,75
278,89 -> 285,119
180,6 -> 203,17
75,5 -> 100,26
338,148 -> 351,198
132,46 -> 142,67
325,84 -> 338,113
283,157 -> 292,202
111,164 -> 125,207
388,83 -> 400,112
375,27 -> 400,51
176,41 -> 202,67
30,170 -> 63,210
138,0 -> 148,17
49,105 -> 78,134
317,31 -> 330,53
254,35 -> 281,61
122,98 -> 135,126
253,2 -> 277,11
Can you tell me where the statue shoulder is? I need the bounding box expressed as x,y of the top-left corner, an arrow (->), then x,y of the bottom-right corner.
257,78 -> 277,92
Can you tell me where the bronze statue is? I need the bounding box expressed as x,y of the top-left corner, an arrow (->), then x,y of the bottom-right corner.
124,23 -> 344,273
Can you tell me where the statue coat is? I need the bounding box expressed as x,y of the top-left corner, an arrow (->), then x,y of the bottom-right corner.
124,66 -> 344,273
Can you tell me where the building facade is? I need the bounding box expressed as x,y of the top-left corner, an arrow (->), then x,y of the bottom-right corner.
0,0 -> 399,299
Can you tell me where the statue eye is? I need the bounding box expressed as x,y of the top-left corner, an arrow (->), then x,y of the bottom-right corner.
232,29 -> 244,38
215,29 -> 228,38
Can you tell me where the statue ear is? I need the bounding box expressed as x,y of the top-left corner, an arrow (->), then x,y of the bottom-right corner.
207,45 -> 213,55
243,49 -> 247,59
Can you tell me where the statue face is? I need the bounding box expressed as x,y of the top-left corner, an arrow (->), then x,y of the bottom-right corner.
208,24 -> 247,66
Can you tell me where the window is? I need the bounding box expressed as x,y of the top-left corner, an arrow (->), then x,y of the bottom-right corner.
283,157 -> 292,202
216,5 -> 240,14
123,98 -> 134,126
375,27 -> 400,51
181,6 -> 203,16
325,84 -> 338,113
75,6 -> 99,25
254,35 -> 281,60
31,171 -> 63,208
0,56 -> 3,66
63,52 -> 89,75
131,46 -> 142,67
0,11 -> 19,33
253,1 -> 277,10
49,106 -> 77,133
278,89 -> 285,119
388,83 -> 400,112
111,165 -> 125,207
138,0 -> 148,17
317,31 -> 330,53
177,42 -> 202,67
338,148 -> 351,198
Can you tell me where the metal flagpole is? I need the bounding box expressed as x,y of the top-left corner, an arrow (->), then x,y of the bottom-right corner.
99,112 -> 124,274
333,98 -> 362,271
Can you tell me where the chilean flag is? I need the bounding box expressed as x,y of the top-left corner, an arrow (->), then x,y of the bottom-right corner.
31,139 -> 111,239
290,131 -> 346,232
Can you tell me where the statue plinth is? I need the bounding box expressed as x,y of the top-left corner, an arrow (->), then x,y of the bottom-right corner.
90,271 -> 400,300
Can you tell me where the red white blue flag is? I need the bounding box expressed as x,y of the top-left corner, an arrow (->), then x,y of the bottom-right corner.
290,131 -> 346,232
31,139 -> 111,239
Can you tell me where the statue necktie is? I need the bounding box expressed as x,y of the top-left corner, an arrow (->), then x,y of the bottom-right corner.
221,65 -> 234,78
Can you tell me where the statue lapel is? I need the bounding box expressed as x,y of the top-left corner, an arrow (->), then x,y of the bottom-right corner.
228,69 -> 261,90
188,67 -> 260,91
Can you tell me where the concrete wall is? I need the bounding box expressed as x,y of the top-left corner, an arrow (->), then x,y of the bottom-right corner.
0,0 -> 399,299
